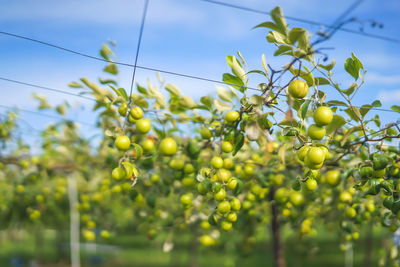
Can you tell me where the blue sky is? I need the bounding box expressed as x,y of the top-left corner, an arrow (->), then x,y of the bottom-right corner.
0,0 -> 399,147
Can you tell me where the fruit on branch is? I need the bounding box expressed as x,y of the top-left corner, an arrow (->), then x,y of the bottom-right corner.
221,141 -> 234,153
112,167 -> 126,180
227,212 -> 237,222
200,127 -> 212,139
221,221 -> 233,231
313,106 -> 333,126
223,158 -> 234,169
297,145 -> 310,161
306,147 -> 325,165
211,156 -> 224,169
218,200 -> 231,214
305,178 -> 318,191
289,191 -> 304,206
180,193 -> 192,207
136,118 -> 151,133
275,188 -> 288,204
142,138 -> 155,152
230,198 -> 241,211
214,188 -> 226,201
115,136 -> 131,151
159,137 -> 177,156
345,207 -> 356,218
169,158 -> 185,170
307,124 -> 326,140
217,169 -> 231,183
225,111 -> 240,123
372,168 -> 386,178
128,113 -> 137,123
339,191 -> 352,203
288,80 -> 308,99
227,178 -> 238,190
130,107 -> 144,120
118,103 -> 128,116
184,163 -> 195,174
372,154 -> 389,170
200,235 -> 215,246
325,170 -> 341,187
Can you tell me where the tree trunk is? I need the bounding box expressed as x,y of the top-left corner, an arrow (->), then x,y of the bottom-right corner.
34,226 -> 43,263
270,187 -> 286,267
364,222 -> 373,267
188,231 -> 198,267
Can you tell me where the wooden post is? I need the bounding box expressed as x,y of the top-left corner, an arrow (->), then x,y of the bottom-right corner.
67,174 -> 80,267
270,187 -> 286,267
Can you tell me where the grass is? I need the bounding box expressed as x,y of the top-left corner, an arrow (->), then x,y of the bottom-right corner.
0,227 -> 391,267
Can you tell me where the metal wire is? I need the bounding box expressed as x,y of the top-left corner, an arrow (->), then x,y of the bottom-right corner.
200,0 -> 400,44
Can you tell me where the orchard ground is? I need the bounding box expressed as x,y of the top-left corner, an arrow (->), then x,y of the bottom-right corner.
0,226 -> 389,267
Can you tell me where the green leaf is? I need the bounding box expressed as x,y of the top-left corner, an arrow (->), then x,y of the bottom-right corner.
341,126 -> 363,146
68,82 -> 83,88
292,179 -> 301,191
261,54 -> 269,76
360,104 -> 373,118
245,120 -> 261,141
253,21 -> 283,34
341,83 -> 357,96
99,78 -> 118,86
314,77 -> 330,85
103,63 -> 118,75
109,86 -> 128,101
345,106 -> 361,121
214,99 -> 231,112
208,213 -> 218,226
326,100 -> 347,107
32,93 -> 52,110
234,179 -> 244,195
267,31 -> 288,44
231,56 -> 247,81
137,84 -> 148,95
233,132 -> 244,156
288,27 -> 305,44
179,95 -> 196,109
372,100 -> 382,107
249,95 -> 264,107
226,55 -> 242,69
80,77 -> 101,94
131,94 -> 149,108
351,53 -> 364,71
300,100 -> 311,120
247,70 -> 266,76
318,60 -> 336,71
344,56 -> 361,80
387,128 -> 397,136
222,73 -> 245,93
99,44 -> 114,61
200,96 -> 213,109
274,45 -> 293,56
288,27 -> 309,50
270,7 -> 288,34
391,105 -> 400,112
216,86 -> 232,102
237,51 -> 247,70
302,66 -> 315,86
326,115 -> 346,135
132,143 -> 143,158
371,115 -> 381,128
165,83 -> 181,97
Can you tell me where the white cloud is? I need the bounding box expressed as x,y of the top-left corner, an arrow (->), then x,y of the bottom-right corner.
377,89 -> 400,103
366,73 -> 400,85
